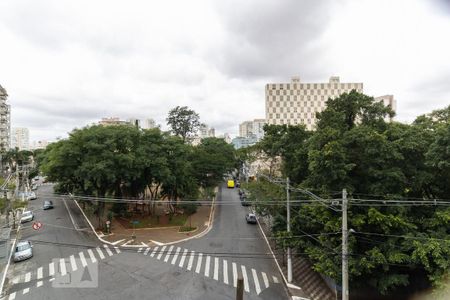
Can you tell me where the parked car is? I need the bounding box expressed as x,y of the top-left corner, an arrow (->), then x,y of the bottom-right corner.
20,211 -> 34,223
245,213 -> 257,224
31,184 -> 38,191
27,192 -> 37,200
235,181 -> 240,188
13,240 -> 33,262
43,200 -> 54,210
240,196 -> 251,206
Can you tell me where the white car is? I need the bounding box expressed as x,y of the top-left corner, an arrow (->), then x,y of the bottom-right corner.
27,192 -> 37,200
20,211 -> 34,223
13,241 -> 33,262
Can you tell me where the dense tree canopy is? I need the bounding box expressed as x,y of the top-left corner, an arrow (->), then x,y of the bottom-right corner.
249,91 -> 450,296
166,106 -> 202,143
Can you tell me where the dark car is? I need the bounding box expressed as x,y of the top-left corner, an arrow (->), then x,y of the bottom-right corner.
43,200 -> 54,210
245,213 -> 257,224
241,196 -> 251,206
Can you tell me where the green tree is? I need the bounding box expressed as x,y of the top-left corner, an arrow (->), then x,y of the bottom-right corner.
166,106 -> 202,143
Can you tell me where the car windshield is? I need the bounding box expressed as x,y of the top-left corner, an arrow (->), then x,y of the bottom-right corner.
16,243 -> 30,252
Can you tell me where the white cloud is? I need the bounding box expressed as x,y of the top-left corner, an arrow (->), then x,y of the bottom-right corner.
0,0 -> 449,142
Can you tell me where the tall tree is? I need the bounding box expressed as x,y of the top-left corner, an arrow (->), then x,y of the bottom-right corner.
166,106 -> 202,143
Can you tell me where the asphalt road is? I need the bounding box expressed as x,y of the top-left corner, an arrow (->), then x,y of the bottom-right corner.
2,184 -> 290,300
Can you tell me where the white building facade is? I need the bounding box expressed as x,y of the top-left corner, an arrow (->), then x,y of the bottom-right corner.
265,76 -> 364,130
11,127 -> 30,150
0,85 -> 11,151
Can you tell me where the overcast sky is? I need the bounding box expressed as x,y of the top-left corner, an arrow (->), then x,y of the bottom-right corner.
1,0 -> 449,142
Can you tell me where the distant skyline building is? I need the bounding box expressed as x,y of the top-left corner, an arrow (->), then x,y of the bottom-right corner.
231,136 -> 258,150
30,140 -> 51,150
0,85 -> 11,151
141,118 -> 157,129
98,117 -> 128,126
374,95 -> 397,122
239,119 -> 266,140
11,127 -> 29,150
265,76 -> 364,130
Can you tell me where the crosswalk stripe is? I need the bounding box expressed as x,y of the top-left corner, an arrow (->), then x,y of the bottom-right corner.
70,255 -> 78,272
213,257 -> 219,281
195,253 -> 203,274
252,268 -> 261,295
179,249 -> 188,268
157,246 -> 166,260
96,247 -> 105,260
144,248 -> 151,255
187,251 -> 195,271
241,265 -> 250,293
137,247 -> 143,253
262,272 -> 270,288
114,246 -> 121,254
49,262 -> 55,277
164,246 -> 174,262
88,249 -> 97,263
232,262 -> 238,287
223,260 -> 229,285
204,256 -> 211,277
79,252 -> 88,268
150,246 -> 159,257
171,247 -> 181,265
272,276 -> 279,283
23,288 -> 29,295
37,266 -> 43,287
24,272 -> 31,283
103,245 -> 114,256
8,292 -> 16,300
59,258 -> 67,276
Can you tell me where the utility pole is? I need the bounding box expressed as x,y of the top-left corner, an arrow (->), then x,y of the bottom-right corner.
342,188 -> 349,300
236,277 -> 244,300
286,177 -> 292,283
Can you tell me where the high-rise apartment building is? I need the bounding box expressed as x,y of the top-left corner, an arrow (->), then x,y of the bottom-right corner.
239,119 -> 266,140
374,95 -> 396,121
265,76 -> 363,130
11,127 -> 30,150
0,85 -> 11,151
142,118 -> 157,129
99,117 -> 128,126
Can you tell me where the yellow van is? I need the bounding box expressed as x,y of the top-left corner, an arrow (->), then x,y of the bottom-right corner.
227,180 -> 235,188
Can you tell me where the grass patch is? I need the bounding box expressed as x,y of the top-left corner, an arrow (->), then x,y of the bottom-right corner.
118,213 -> 188,229
179,226 -> 197,232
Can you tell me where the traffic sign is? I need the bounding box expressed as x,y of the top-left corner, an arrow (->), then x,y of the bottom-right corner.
32,221 -> 43,231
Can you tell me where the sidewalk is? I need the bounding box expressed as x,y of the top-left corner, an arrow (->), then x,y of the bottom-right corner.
101,204 -> 213,247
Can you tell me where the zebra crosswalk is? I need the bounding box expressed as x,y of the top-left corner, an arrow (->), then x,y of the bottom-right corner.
4,244 -> 120,300
135,245 -> 280,295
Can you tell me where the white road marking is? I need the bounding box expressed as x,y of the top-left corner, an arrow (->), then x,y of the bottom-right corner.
164,245 -> 174,262
49,262 -> 55,277
59,258 -> 67,276
96,247 -> 105,260
232,262 -> 238,287
157,246 -> 166,260
187,251 -> 195,271
114,246 -> 121,254
262,272 -> 270,288
204,256 -> 211,277
37,267 -> 43,287
24,272 -> 31,283
137,247 -> 143,253
252,268 -> 261,295
179,249 -> 188,268
8,292 -> 16,300
22,288 -> 29,295
88,249 -> 97,263
223,260 -> 229,285
70,255 -> 78,272
103,245 -> 114,256
79,252 -> 88,268
150,246 -> 159,257
195,253 -> 203,274
272,276 -> 279,283
241,265 -> 250,292
111,239 -> 126,245
171,247 -> 181,265
144,248 -> 151,255
213,257 -> 219,281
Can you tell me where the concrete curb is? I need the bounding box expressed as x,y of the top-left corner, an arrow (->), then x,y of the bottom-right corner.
256,216 -> 309,300
72,199 -> 115,246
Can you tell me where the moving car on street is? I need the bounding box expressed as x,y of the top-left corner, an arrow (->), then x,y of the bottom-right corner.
13,240 -> 33,262
227,180 -> 235,188
245,213 -> 257,224
43,200 -> 54,210
20,211 -> 34,223
27,191 -> 37,200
